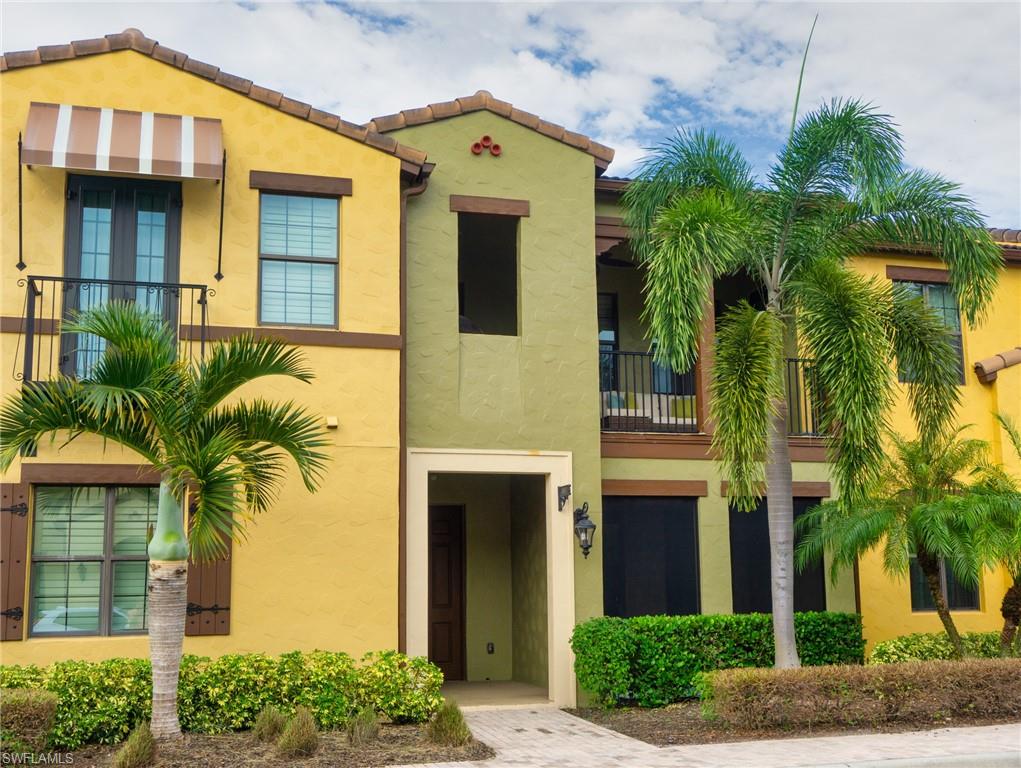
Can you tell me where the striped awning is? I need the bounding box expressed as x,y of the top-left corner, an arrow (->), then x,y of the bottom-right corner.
21,102 -> 223,180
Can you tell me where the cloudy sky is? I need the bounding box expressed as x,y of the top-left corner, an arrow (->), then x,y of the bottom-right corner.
3,1 -> 1019,226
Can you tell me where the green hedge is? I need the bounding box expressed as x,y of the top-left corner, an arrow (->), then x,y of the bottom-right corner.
571,612 -> 864,707
0,650 -> 442,749
869,631 -> 1006,663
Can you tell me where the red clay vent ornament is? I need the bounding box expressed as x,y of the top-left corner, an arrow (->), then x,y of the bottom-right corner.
471,135 -> 501,157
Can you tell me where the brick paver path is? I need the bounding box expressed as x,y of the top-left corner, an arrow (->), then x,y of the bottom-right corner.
387,707 -> 1021,768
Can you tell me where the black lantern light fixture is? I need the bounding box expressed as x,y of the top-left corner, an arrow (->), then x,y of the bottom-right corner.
573,502 -> 596,559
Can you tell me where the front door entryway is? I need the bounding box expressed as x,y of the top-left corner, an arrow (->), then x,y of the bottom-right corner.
428,504 -> 466,681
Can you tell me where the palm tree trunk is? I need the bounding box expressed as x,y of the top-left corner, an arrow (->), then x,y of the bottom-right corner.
147,481 -> 190,739
766,401 -> 801,668
916,549 -> 964,658
999,577 -> 1020,657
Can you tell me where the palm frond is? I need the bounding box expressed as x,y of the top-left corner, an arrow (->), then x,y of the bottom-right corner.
996,413 -> 1021,460
64,301 -> 178,367
193,335 -> 315,414
852,170 -> 1002,324
710,303 -> 784,510
885,283 -> 961,442
640,188 -> 756,370
792,260 -> 892,507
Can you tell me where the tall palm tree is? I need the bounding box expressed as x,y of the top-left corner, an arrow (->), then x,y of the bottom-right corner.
0,302 -> 329,738
623,68 -> 1002,666
796,429 -> 1015,658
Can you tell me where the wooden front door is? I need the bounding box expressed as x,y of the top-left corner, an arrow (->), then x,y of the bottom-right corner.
428,505 -> 465,681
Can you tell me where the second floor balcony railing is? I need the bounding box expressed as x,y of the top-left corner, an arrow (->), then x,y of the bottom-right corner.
600,349 -> 699,433
15,275 -> 212,383
599,350 -> 826,437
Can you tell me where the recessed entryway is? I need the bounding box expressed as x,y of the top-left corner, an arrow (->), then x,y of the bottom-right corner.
407,448 -> 576,707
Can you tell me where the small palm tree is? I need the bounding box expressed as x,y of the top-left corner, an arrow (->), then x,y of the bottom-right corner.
991,414 -> 1021,654
0,302 -> 330,738
623,38 -> 1002,666
796,429 -> 1014,658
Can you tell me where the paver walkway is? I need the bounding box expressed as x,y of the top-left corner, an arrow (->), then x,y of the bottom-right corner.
388,707 -> 1021,768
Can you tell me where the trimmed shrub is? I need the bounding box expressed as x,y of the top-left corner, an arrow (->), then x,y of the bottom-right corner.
869,632 -> 1003,664
697,658 -> 1021,728
252,705 -> 287,743
277,706 -> 319,758
357,650 -> 444,724
426,701 -> 471,747
346,705 -> 379,746
0,688 -> 58,752
571,612 -> 864,707
278,650 -> 358,728
111,722 -> 155,768
0,649 -> 442,748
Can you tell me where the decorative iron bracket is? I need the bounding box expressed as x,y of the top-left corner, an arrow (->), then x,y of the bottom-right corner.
187,602 -> 230,616
557,484 -> 572,511
1,502 -> 28,517
0,607 -> 24,620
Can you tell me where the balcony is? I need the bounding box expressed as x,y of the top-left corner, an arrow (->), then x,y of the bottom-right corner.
15,275 -> 211,382
599,350 -> 825,437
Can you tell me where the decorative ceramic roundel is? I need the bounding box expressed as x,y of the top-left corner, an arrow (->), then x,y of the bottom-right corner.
470,135 -> 502,157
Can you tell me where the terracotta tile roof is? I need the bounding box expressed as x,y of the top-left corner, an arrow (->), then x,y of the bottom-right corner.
365,90 -> 615,172
989,229 -> 1021,247
0,28 -> 428,174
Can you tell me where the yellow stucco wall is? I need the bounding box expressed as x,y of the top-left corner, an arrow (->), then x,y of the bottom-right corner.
849,253 -> 1021,648
0,51 -> 405,666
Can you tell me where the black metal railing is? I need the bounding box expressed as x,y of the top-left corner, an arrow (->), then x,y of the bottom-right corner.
16,276 -> 212,382
599,349 -> 698,433
785,357 -> 824,437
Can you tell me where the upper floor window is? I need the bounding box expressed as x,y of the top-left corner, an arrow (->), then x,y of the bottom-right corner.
259,193 -> 339,327
31,486 -> 158,636
457,213 -> 519,336
895,280 -> 964,384
909,555 -> 979,612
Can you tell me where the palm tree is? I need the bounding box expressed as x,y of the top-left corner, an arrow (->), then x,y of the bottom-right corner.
623,47 -> 1002,667
991,414 -> 1021,654
0,302 -> 329,738
795,429 -> 1014,658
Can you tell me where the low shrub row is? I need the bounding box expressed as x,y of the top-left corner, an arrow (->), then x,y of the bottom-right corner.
869,631 -> 1004,663
0,649 -> 442,749
571,612 -> 864,707
696,658 -> 1021,728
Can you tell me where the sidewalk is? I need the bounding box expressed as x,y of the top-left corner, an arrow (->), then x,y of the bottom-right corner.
388,707 -> 1021,768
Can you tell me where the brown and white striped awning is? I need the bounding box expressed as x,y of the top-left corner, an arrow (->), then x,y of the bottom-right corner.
21,102 -> 223,180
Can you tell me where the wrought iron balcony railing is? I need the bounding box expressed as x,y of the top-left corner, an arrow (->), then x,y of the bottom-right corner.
599,349 -> 699,433
598,350 -> 826,437
15,275 -> 212,383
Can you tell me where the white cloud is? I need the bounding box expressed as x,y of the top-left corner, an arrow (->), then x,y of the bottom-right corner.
2,0 -> 1018,224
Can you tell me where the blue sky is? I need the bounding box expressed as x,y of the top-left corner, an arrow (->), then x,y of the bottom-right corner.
4,1 -> 1019,226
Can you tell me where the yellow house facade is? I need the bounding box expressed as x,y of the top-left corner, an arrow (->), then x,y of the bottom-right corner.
0,29 -> 428,666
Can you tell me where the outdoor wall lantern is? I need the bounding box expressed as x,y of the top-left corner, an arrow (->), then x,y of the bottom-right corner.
573,502 -> 596,559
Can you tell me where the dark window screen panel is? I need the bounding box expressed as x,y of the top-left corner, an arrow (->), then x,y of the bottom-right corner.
603,496 -> 700,617
729,498 -> 827,614
909,557 -> 979,611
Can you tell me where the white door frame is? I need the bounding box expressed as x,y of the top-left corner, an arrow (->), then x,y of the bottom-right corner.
406,447 -> 576,707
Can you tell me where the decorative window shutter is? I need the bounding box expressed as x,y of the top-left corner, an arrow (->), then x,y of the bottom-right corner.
185,535 -> 232,636
1,483 -> 30,641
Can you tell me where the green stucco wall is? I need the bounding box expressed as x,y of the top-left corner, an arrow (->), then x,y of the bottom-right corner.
429,473 -> 513,681
600,458 -> 857,614
511,475 -> 548,688
395,111 -> 605,629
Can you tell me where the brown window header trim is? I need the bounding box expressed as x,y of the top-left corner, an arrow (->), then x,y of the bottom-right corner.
600,432 -> 829,462
181,324 -> 401,350
602,479 -> 708,497
21,463 -> 161,485
886,265 -> 950,284
449,194 -> 530,217
720,480 -> 831,498
250,170 -> 352,197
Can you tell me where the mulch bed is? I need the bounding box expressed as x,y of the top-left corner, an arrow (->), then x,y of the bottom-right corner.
66,724 -> 494,767
572,701 -> 1021,746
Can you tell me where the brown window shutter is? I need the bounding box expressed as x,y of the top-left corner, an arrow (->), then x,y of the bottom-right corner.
1,483 -> 30,641
185,535 -> 232,636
